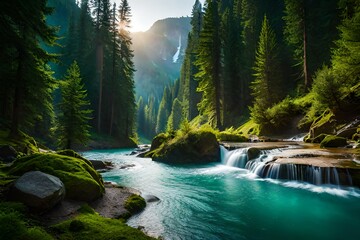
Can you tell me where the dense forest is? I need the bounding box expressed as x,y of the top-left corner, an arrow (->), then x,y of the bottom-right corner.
1,0 -> 359,148
0,0 -> 137,148
138,0 -> 360,140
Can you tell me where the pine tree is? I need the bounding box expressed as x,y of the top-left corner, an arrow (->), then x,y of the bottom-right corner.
250,15 -> 282,123
283,0 -> 339,92
117,0 -> 136,139
332,1 -> 360,86
0,0 -> 57,136
57,61 -> 92,149
156,87 -> 171,133
196,0 -> 222,129
167,98 -> 183,131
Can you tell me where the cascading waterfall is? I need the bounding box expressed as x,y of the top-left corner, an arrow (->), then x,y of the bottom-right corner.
220,146 -> 354,187
220,146 -> 249,168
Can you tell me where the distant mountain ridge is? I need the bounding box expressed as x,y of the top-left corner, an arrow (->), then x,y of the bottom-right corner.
132,17 -> 191,100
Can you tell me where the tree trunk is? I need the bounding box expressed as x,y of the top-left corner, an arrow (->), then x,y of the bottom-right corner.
96,43 -> 103,133
10,43 -> 25,137
303,7 -> 310,91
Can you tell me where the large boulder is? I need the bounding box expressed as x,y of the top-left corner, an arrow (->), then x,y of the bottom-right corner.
9,153 -> 104,202
9,171 -> 65,212
0,145 -> 17,162
151,130 -> 220,164
320,135 -> 347,148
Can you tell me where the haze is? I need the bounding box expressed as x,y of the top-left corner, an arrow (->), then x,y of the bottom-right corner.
114,0 -> 205,32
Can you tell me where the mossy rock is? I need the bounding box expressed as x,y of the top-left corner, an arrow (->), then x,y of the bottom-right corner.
51,212 -> 155,240
150,133 -> 172,151
320,135 -> 347,148
8,153 -> 104,202
312,134 -> 328,143
124,194 -> 146,214
152,130 -> 220,164
217,132 -> 248,142
0,130 -> 38,155
57,149 -> 93,168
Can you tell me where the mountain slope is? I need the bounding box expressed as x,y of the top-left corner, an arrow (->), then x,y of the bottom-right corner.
132,17 -> 191,100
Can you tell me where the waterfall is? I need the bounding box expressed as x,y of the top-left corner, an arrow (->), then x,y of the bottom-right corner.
220,146 -> 249,168
220,146 -> 354,187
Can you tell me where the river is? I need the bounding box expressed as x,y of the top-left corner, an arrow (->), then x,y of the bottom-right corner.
82,148 -> 360,240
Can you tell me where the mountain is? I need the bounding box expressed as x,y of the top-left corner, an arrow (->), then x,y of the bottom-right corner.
131,17 -> 191,101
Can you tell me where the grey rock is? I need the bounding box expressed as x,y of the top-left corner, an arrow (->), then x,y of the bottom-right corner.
10,171 -> 65,212
143,194 -> 160,203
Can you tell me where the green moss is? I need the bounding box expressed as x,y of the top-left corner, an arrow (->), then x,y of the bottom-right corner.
78,204 -> 96,214
0,202 -> 54,240
320,135 -> 347,148
56,149 -> 93,168
124,194 -> 146,214
51,213 -> 155,240
312,109 -> 334,128
152,129 -> 219,163
236,120 -> 260,137
216,131 -> 248,142
8,153 -> 104,202
0,129 -> 38,155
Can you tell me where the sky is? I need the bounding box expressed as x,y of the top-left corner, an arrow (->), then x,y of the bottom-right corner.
113,0 -> 205,32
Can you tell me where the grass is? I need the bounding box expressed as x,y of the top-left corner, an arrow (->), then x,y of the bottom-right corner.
51,212 -> 155,240
8,153 -> 104,202
236,120 -> 260,137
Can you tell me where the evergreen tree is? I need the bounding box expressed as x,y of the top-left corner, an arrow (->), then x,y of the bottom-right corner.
57,61 -> 92,149
0,0 -> 57,136
156,87 -> 171,133
283,0 -> 339,92
137,97 -> 146,136
117,0 -> 136,139
332,1 -> 360,87
196,0 -> 222,129
250,15 -> 282,123
167,98 -> 183,131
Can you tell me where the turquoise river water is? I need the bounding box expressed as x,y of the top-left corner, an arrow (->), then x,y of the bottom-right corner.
82,148 -> 360,240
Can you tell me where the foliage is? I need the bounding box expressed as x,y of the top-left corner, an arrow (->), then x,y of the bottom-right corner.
124,194 -> 146,214
195,0 -> 222,129
0,129 -> 38,155
57,61 -> 92,150
8,153 -> 104,202
0,0 -> 57,136
51,212 -> 155,240
320,135 -> 347,148
250,15 -> 284,132
312,66 -> 342,110
167,98 -> 184,131
237,120 -> 260,137
0,202 -> 53,240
